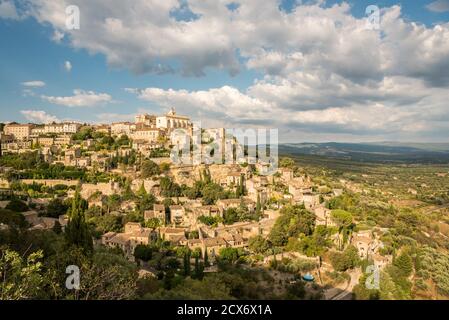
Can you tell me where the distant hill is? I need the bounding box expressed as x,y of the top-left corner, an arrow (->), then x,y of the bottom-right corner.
278,142 -> 449,164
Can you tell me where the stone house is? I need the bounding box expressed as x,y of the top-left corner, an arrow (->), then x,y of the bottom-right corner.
101,222 -> 155,260
216,198 -> 256,215
158,227 -> 186,243
169,205 -> 186,224
144,204 -> 165,222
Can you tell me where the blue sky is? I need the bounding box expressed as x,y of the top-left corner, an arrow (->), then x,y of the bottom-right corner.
1,0 -> 449,142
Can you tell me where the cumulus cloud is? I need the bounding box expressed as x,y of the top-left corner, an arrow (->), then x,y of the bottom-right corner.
22,80 -> 46,87
64,60 -> 72,72
427,0 -> 449,13
20,110 -> 59,123
52,30 -> 64,42
19,0 -> 449,141
96,112 -> 135,123
129,73 -> 449,141
23,1 -> 449,82
0,0 -> 20,19
41,89 -> 112,107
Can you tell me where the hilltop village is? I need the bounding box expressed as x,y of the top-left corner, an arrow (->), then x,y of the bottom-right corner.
2,109 -> 446,300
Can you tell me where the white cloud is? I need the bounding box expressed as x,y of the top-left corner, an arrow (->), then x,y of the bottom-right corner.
96,112 -> 135,123
129,74 -> 449,141
23,1 -> 449,82
18,0 -> 449,141
52,30 -> 64,43
21,80 -> 46,87
64,60 -> 72,72
41,89 -> 112,107
427,0 -> 449,13
20,110 -> 59,123
0,0 -> 20,20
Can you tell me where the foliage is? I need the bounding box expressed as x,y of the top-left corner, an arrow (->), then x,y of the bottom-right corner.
45,198 -> 69,218
197,215 -> 221,226
219,247 -> 244,265
136,194 -> 156,214
144,276 -> 232,300
272,257 -> 318,274
222,207 -> 259,225
248,235 -> 271,254
145,218 -> 162,229
269,204 -> 315,246
393,251 -> 413,277
88,214 -> 123,235
415,246 -> 449,296
279,157 -> 296,168
5,199 -> 29,212
0,209 -> 28,229
0,247 -> 44,300
183,173 -> 229,205
329,245 -> 360,272
134,244 -> 153,262
65,190 -> 93,253
331,209 -> 353,229
160,177 -> 182,197
202,183 -> 226,205
72,127 -> 93,141
141,160 -> 160,178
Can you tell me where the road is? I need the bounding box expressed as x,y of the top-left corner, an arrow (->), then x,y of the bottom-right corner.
329,268 -> 362,300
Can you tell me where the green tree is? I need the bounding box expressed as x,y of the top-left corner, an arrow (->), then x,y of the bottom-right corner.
141,160 -> 160,178
248,235 -> 270,254
65,190 -> 93,253
279,157 -> 296,168
5,199 -> 29,212
46,198 -> 69,218
197,215 -> 221,226
145,276 -> 232,299
137,182 -> 147,197
219,247 -> 242,264
202,183 -> 224,205
52,220 -> 62,234
134,245 -> 153,262
223,207 -> 239,225
269,205 -> 315,246
0,208 -> 28,229
183,249 -> 191,277
192,255 -> 204,280
0,248 -> 44,300
256,193 -> 262,215
144,217 -> 162,229
331,209 -> 354,250
329,245 -> 360,271
393,252 -> 413,277
204,249 -> 209,267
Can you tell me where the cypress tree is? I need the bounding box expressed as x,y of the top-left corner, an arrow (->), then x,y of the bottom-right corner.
137,181 -> 147,197
193,255 -> 204,280
183,250 -> 191,276
256,193 -> 262,215
65,189 -> 93,253
204,249 -> 209,267
239,174 -> 245,195
236,180 -> 241,197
